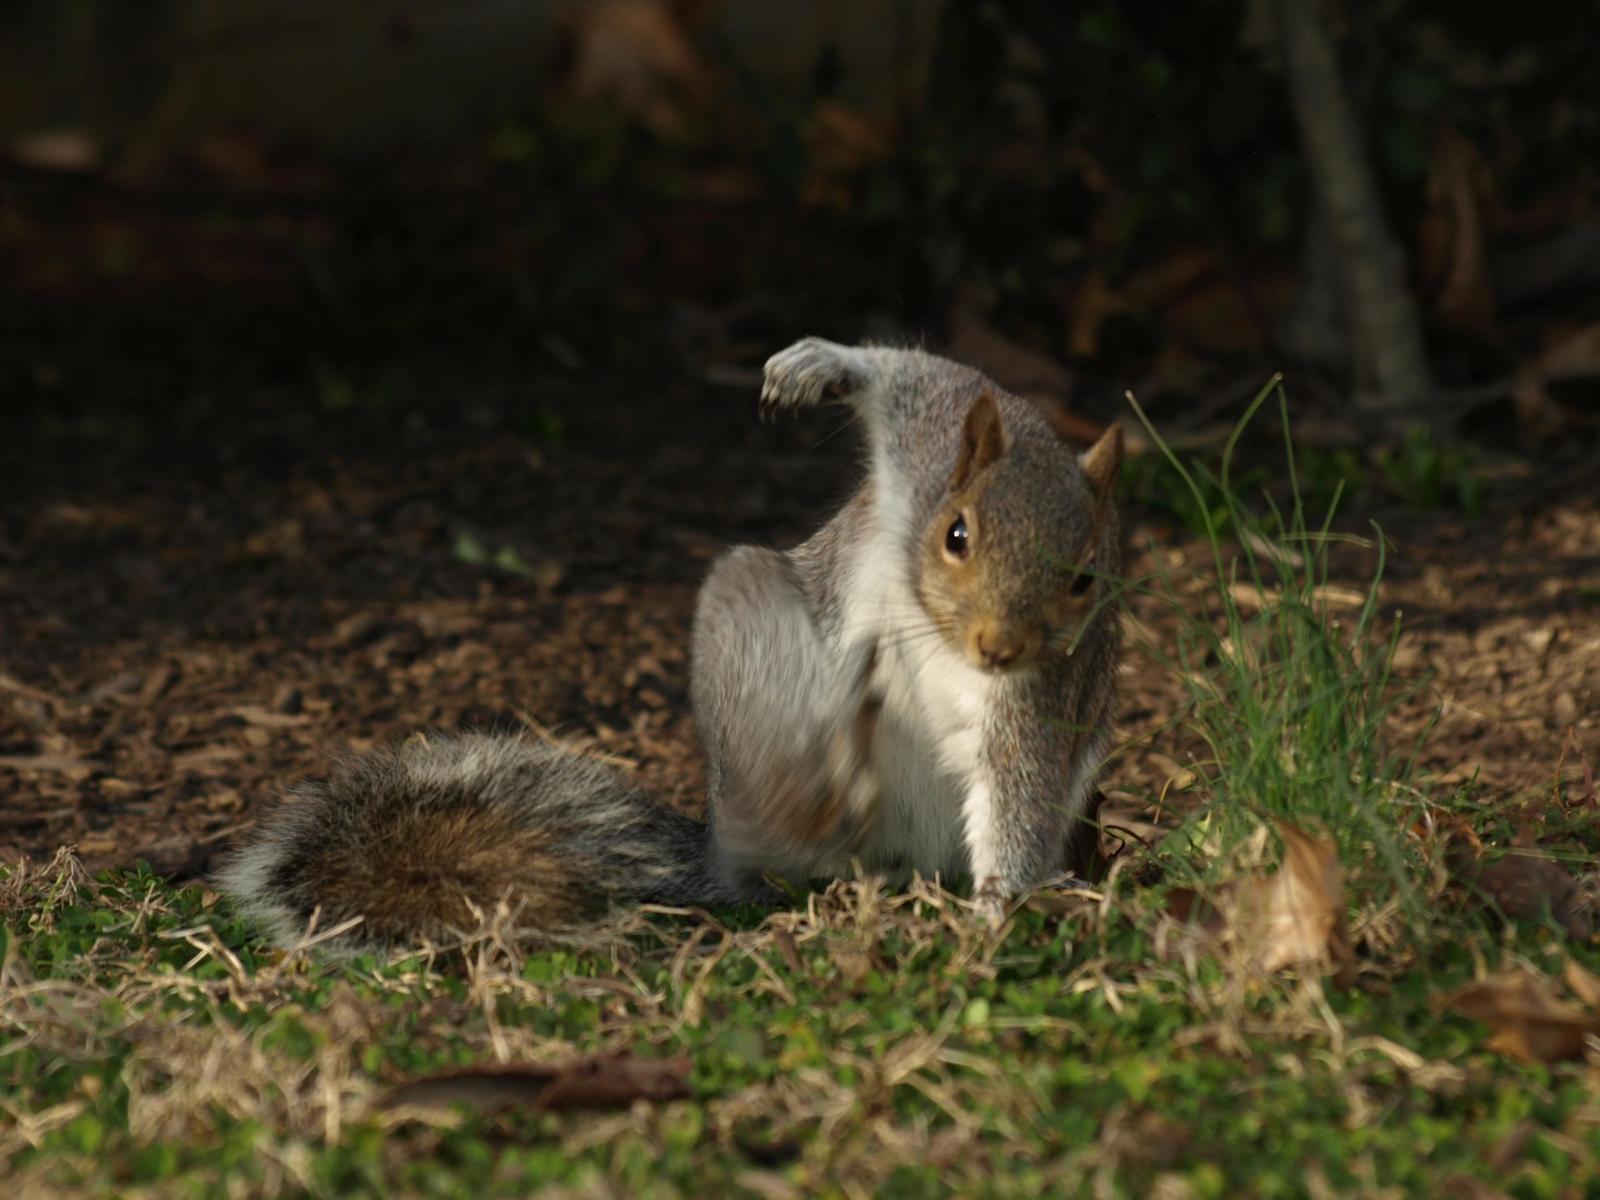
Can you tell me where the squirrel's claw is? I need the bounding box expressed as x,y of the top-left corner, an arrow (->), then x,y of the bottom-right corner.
760,337 -> 862,421
972,878 -> 1012,930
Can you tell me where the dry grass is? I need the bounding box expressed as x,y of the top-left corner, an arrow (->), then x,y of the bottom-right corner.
6,830 -> 1600,1197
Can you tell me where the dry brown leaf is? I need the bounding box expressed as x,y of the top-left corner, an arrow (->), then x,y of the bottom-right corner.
1064,273 -> 1133,360
0,753 -> 101,776
1442,970 -> 1600,1063
1437,1180 -> 1511,1200
1117,249 -> 1221,311
1067,250 -> 1287,358
1417,127 -> 1496,335
1167,822 -> 1352,978
948,295 -> 1074,402
1564,960 -> 1600,1007
1232,822 -> 1353,974
800,101 -> 891,208
1448,836 -> 1591,940
11,127 -> 100,172
228,704 -> 309,729
1226,582 -> 1367,612
0,671 -> 65,710
1512,321 -> 1600,436
557,0 -> 711,137
1161,274 -> 1287,357
377,1054 -> 691,1116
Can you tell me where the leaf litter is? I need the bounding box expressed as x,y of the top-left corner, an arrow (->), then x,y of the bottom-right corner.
1165,821 -> 1354,980
378,1054 -> 692,1117
1440,967 -> 1600,1064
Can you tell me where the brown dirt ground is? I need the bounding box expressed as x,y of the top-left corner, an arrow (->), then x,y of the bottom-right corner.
2,325 -> 1597,881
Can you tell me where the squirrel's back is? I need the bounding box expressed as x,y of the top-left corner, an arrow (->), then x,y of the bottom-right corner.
217,733 -> 719,951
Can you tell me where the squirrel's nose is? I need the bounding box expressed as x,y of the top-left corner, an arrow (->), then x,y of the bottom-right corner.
972,624 -> 1027,670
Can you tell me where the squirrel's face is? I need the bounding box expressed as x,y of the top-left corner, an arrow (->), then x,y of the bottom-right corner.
917,393 -> 1122,675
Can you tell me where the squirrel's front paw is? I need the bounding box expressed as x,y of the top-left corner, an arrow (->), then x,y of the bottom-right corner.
760,337 -> 863,421
972,878 -> 1012,929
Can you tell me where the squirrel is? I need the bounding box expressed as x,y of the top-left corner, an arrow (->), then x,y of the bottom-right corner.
217,338 -> 1123,951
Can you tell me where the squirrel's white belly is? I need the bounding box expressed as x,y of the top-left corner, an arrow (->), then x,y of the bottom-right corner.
842,601 -> 993,880
839,480 -> 996,882
866,635 -> 993,880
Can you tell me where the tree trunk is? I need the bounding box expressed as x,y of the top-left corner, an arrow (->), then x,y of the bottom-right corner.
1278,0 -> 1434,433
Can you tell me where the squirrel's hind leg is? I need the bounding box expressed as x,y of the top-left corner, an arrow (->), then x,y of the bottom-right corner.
691,545 -> 882,892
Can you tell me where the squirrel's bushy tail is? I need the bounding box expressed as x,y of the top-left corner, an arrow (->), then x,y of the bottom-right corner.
217,733 -> 732,952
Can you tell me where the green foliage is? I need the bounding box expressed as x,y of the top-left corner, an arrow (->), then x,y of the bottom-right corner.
1124,379 -> 1431,913
1374,429 -> 1485,515
1121,424 -> 1487,536
1121,452 -> 1269,539
5,857 -> 1600,1196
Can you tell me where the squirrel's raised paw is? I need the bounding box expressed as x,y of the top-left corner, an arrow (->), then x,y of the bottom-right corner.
759,337 -> 864,422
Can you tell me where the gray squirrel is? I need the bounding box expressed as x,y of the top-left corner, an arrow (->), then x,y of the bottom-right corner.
218,338 -> 1123,950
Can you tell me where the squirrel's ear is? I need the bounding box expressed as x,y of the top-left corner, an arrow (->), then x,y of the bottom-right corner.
1078,423 -> 1123,504
951,392 -> 1008,491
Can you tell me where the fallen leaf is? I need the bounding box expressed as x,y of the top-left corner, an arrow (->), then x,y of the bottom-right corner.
0,671 -> 65,710
1162,886 -> 1214,933
138,663 -> 175,705
0,753 -> 100,775
948,294 -> 1074,402
801,101 -> 891,209
1440,1177 -> 1514,1200
1023,880 -> 1102,918
1417,127 -> 1496,335
228,704 -> 309,729
1230,822 -> 1353,975
1554,691 -> 1579,729
1447,835 -> 1591,939
1226,582 -> 1367,612
1166,822 -> 1353,978
378,1054 -> 691,1116
556,0 -> 711,137
1064,273 -> 1133,360
1512,321 -> 1600,436
11,127 -> 100,172
1564,960 -> 1600,1007
1442,970 -> 1600,1063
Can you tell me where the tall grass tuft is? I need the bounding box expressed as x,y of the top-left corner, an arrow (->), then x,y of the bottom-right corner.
1121,378 -> 1437,925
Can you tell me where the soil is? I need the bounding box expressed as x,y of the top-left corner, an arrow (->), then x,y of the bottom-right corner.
1,283 -> 1596,884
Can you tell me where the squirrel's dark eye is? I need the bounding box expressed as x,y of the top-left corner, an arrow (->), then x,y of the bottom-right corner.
944,515 -> 970,559
1069,564 -> 1095,595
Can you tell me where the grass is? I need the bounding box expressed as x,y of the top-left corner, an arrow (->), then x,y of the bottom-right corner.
1120,381 -> 1430,920
5,856 -> 1598,1197
3,389 -> 1596,1198
1120,421 -> 1486,537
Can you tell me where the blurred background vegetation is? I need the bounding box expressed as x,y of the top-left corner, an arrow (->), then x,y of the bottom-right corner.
2,0 -> 1597,474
